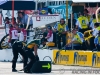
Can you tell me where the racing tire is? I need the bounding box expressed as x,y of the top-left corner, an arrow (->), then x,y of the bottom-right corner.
0,34 -> 10,49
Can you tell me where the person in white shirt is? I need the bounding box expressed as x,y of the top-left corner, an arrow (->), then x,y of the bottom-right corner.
92,23 -> 100,37
41,26 -> 53,47
18,24 -> 27,42
45,26 -> 53,42
5,17 -> 10,34
9,24 -> 19,45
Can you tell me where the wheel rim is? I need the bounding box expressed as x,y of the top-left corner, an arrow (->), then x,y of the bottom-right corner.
1,35 -> 10,49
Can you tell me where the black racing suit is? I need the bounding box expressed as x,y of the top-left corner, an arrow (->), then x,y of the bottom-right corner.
12,41 -> 28,70
23,40 -> 39,73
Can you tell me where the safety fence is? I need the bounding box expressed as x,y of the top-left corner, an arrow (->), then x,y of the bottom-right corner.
1,48 -> 100,68
52,50 -> 100,68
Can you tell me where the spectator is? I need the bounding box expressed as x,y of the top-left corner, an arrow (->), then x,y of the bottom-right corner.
92,23 -> 100,37
84,9 -> 92,23
17,17 -> 21,24
94,30 -> 100,51
66,28 -> 86,50
10,17 -> 17,26
5,17 -> 10,34
18,11 -> 33,38
41,26 -> 53,47
76,12 -> 89,33
18,11 -> 33,29
45,26 -> 53,42
54,18 -> 67,49
90,14 -> 97,29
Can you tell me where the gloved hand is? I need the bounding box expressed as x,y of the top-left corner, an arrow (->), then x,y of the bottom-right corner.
35,55 -> 39,61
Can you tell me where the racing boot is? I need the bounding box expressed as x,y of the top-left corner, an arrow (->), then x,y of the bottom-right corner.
24,66 -> 32,73
12,69 -> 17,72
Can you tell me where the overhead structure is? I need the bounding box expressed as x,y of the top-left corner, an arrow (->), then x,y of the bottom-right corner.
72,0 -> 100,3
0,0 -> 9,5
0,0 -> 35,10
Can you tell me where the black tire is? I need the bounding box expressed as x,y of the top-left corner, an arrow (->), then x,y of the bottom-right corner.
0,34 -> 10,49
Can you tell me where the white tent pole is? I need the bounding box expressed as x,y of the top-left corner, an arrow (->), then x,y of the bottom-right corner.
35,0 -> 38,10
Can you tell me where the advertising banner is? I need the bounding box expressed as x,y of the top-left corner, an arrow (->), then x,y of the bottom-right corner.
73,51 -> 92,66
92,52 -> 100,68
48,5 -> 66,19
53,50 -> 93,67
53,50 -> 74,65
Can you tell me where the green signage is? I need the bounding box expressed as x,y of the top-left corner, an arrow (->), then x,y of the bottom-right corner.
42,63 -> 51,69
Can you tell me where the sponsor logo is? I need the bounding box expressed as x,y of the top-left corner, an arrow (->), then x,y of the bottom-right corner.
74,52 -> 87,64
54,51 -> 69,64
92,53 -> 100,66
36,16 -> 56,21
41,10 -> 47,14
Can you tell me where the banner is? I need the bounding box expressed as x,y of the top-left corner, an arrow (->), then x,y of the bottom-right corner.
92,52 -> 100,68
53,50 -> 74,65
73,51 -> 92,66
85,7 -> 98,15
48,5 -> 66,19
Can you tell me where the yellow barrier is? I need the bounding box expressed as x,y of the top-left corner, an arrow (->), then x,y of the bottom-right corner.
53,50 -> 74,65
73,51 -> 92,66
92,52 -> 100,68
53,50 -> 93,67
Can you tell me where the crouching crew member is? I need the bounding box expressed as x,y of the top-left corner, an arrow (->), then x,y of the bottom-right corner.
94,31 -> 100,51
24,40 -> 39,73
